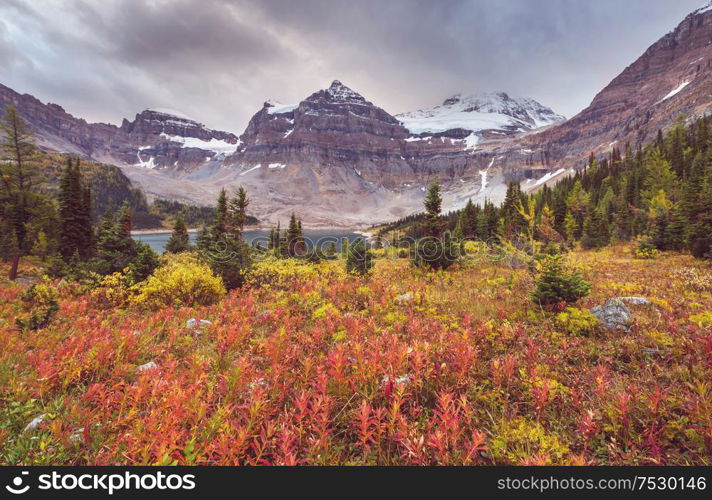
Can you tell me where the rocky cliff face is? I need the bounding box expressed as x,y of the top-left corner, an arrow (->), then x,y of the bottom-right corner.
495,3 -> 712,179
0,86 -> 239,171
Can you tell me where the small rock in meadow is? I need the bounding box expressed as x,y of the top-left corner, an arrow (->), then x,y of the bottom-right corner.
69,428 -> 85,444
395,293 -> 414,303
381,374 -> 411,388
248,378 -> 268,392
186,318 -> 212,329
23,414 -> 46,433
137,361 -> 158,372
642,347 -> 661,355
617,296 -> 651,306
257,310 -> 273,318
590,299 -> 632,331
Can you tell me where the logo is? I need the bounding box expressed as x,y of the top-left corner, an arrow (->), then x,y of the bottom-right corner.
6,471 -> 30,495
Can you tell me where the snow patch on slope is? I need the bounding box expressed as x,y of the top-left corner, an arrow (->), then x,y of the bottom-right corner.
658,81 -> 690,103
160,133 -> 239,155
266,100 -> 298,115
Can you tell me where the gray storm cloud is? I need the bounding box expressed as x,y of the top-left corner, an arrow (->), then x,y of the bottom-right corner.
0,0 -> 703,132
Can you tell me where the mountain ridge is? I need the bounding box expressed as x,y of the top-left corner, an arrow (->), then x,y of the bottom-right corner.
1,4 -> 711,226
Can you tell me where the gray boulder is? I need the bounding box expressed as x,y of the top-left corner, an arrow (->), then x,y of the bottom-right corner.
186,318 -> 212,329
591,299 -> 632,331
137,361 -> 158,372
23,414 -> 46,433
395,293 -> 414,303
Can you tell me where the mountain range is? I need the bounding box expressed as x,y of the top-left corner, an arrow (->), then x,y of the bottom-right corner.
1,3 -> 711,227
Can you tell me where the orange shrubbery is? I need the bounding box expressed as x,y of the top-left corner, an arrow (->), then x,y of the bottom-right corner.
0,244 -> 710,465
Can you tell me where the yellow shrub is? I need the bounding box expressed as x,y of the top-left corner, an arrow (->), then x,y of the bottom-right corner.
132,254 -> 226,310
23,282 -> 59,306
490,417 -> 570,464
91,272 -> 133,309
246,257 -> 318,290
689,312 -> 712,329
555,307 -> 599,335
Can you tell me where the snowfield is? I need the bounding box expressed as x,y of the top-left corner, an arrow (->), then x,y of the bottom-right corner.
396,92 -> 565,135
159,133 -> 240,155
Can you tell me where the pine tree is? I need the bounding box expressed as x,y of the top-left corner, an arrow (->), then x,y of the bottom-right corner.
461,199 -> 478,239
196,224 -> 212,251
412,180 -> 460,270
423,181 -> 445,237
688,179 -> 712,259
531,255 -> 591,307
325,241 -> 337,257
341,238 -> 349,259
0,106 -> 43,280
565,180 -> 589,239
647,189 -> 673,250
581,210 -> 610,249
286,213 -> 304,257
452,214 -> 464,241
93,206 -> 152,278
165,216 -> 191,253
200,189 -> 253,289
211,188 -> 228,241
643,148 -> 676,204
58,158 -> 94,259
346,237 -> 373,275
228,186 -> 249,239
502,181 -> 526,237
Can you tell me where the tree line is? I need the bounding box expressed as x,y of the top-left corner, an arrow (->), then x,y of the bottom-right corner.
382,115 -> 711,261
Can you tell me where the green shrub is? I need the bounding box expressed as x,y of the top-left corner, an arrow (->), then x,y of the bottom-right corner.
346,238 -> 374,276
634,241 -> 659,259
531,256 -> 591,307
16,283 -> 60,332
410,233 -> 461,271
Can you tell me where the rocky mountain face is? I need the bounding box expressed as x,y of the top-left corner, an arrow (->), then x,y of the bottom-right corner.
493,2 -> 712,181
210,81 -> 567,224
1,4 -> 710,226
0,85 -> 239,171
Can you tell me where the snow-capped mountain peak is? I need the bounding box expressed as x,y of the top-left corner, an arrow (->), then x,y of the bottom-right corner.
325,80 -> 365,102
396,91 -> 565,136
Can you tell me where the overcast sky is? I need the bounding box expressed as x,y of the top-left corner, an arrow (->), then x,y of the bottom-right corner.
0,0 -> 704,132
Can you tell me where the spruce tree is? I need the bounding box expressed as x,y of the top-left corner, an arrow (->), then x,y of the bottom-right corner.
165,216 -> 191,253
286,213 -> 304,257
346,237 -> 374,276
200,189 -> 252,289
501,181 -> 526,237
531,255 -> 591,307
58,158 -> 94,259
581,210 -> 610,249
412,181 -> 460,270
211,188 -> 228,241
196,225 -> 212,251
461,199 -> 478,239
228,186 -> 249,239
0,106 -> 43,280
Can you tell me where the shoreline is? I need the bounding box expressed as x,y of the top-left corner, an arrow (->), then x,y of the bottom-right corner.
132,226 -> 370,236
